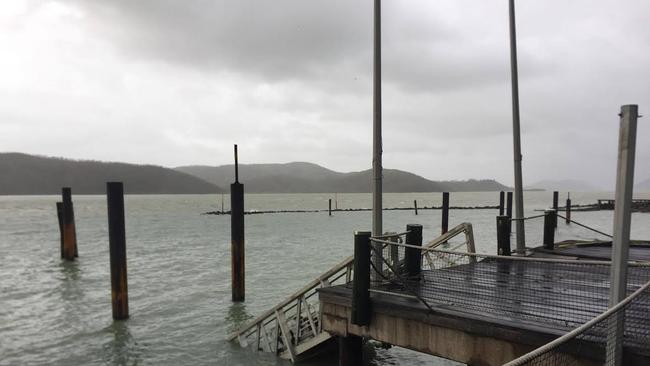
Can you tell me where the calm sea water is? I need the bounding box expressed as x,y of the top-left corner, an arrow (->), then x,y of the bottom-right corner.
1,191 -> 649,365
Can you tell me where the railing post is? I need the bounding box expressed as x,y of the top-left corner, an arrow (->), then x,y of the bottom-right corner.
565,194 -> 572,224
405,224 -> 423,279
497,216 -> 511,256
61,187 -> 78,260
607,104 -> 639,366
499,191 -> 505,216
441,192 -> 449,235
543,209 -> 556,250
351,231 -> 371,326
107,182 -> 129,320
552,191 -> 559,228
506,191 -> 513,219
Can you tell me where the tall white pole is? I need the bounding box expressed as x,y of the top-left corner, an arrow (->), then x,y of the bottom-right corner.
372,0 -> 383,277
606,104 -> 639,366
508,0 -> 526,253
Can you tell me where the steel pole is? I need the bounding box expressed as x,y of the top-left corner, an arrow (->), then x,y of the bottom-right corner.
508,0 -> 526,253
371,0 -> 383,278
606,105 -> 639,366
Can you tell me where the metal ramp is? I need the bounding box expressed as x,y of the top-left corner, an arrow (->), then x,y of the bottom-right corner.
226,223 -> 476,363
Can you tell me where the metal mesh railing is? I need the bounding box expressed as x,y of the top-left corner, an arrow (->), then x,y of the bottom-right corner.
366,239 -> 650,364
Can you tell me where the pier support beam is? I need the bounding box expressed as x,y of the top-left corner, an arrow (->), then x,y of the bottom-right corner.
552,191 -> 559,228
499,191 -> 505,216
329,199 -> 332,216
414,200 -> 418,215
61,187 -> 78,260
607,104 -> 639,365
231,144 -> 245,302
543,209 -> 556,250
107,182 -> 129,320
405,224 -> 423,278
441,192 -> 449,235
566,194 -> 572,224
497,216 -> 511,256
506,192 -> 513,219
352,231 -> 371,326
338,335 -> 363,366
56,202 -> 64,258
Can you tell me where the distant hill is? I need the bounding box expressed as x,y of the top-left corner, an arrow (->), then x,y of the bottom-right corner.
636,178 -> 650,193
176,162 -> 509,193
526,179 -> 603,192
0,153 -> 222,195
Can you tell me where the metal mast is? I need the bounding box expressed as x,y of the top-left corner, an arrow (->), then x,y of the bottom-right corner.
508,0 -> 526,253
372,0 -> 382,238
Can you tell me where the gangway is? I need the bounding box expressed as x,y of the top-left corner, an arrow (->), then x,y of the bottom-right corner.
226,223 -> 475,362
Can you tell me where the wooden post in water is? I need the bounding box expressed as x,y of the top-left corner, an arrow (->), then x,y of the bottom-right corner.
543,209 -> 556,250
414,200 -> 418,215
405,224 -> 423,279
441,192 -> 449,235
107,182 -> 129,320
496,216 -> 511,256
328,199 -> 332,216
231,145 -> 245,302
566,193 -> 572,224
61,187 -> 78,259
552,191 -> 559,228
338,335 -> 363,366
351,231 -> 371,326
499,191 -> 505,216
56,202 -> 64,258
506,192 -> 513,219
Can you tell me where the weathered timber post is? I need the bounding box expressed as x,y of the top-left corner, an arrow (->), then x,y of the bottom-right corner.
351,231 -> 371,326
405,224 -> 423,279
552,191 -> 559,228
499,191 -> 505,216
56,202 -> 64,258
441,192 -> 450,235
339,335 -> 363,366
107,182 -> 129,320
506,192 -> 513,219
61,187 -> 78,259
497,216 -> 511,256
414,200 -> 418,215
543,209 -> 556,250
607,104 -> 639,365
566,193 -> 572,224
231,144 -> 245,302
329,199 -> 332,216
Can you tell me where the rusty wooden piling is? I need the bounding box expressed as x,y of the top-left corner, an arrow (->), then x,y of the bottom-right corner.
552,191 -> 559,228
566,194 -> 572,224
414,199 -> 418,215
441,192 -> 449,235
107,182 -> 129,320
499,191 -> 505,216
543,209 -> 556,250
506,192 -> 513,219
496,215 -> 511,256
339,335 -> 363,366
56,202 -> 64,258
61,187 -> 78,260
329,199 -> 332,216
351,231 -> 371,326
231,144 -> 245,302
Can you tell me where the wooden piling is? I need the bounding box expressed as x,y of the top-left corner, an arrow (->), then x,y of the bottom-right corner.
351,231 -> 371,326
496,215 -> 511,256
543,209 -> 556,250
499,191 -> 505,216
231,144 -> 245,302
506,192 -> 513,219
107,182 -> 129,320
61,187 -> 78,260
552,191 -> 559,228
441,192 -> 449,235
405,224 -> 423,278
338,335 -> 363,366
56,202 -> 64,258
414,200 -> 418,215
566,194 -> 572,224
329,199 -> 332,216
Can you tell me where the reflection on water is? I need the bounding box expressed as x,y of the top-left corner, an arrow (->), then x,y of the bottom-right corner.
58,259 -> 81,282
226,303 -> 253,333
102,321 -> 143,366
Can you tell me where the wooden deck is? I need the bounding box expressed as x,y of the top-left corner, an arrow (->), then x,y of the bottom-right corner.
319,250 -> 650,365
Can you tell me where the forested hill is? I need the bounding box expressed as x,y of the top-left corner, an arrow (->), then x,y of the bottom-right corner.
176,162 -> 510,193
0,153 -> 222,195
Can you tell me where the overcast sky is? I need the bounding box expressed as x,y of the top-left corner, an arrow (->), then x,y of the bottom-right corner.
1,0 -> 648,188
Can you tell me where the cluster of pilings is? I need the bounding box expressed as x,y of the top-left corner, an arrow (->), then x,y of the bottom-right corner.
55,183 -> 129,320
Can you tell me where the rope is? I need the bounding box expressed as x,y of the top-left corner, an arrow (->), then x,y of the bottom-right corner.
555,213 -> 613,238
511,213 -> 546,221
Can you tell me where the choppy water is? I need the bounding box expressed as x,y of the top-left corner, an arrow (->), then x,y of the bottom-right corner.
1,191 -> 649,365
